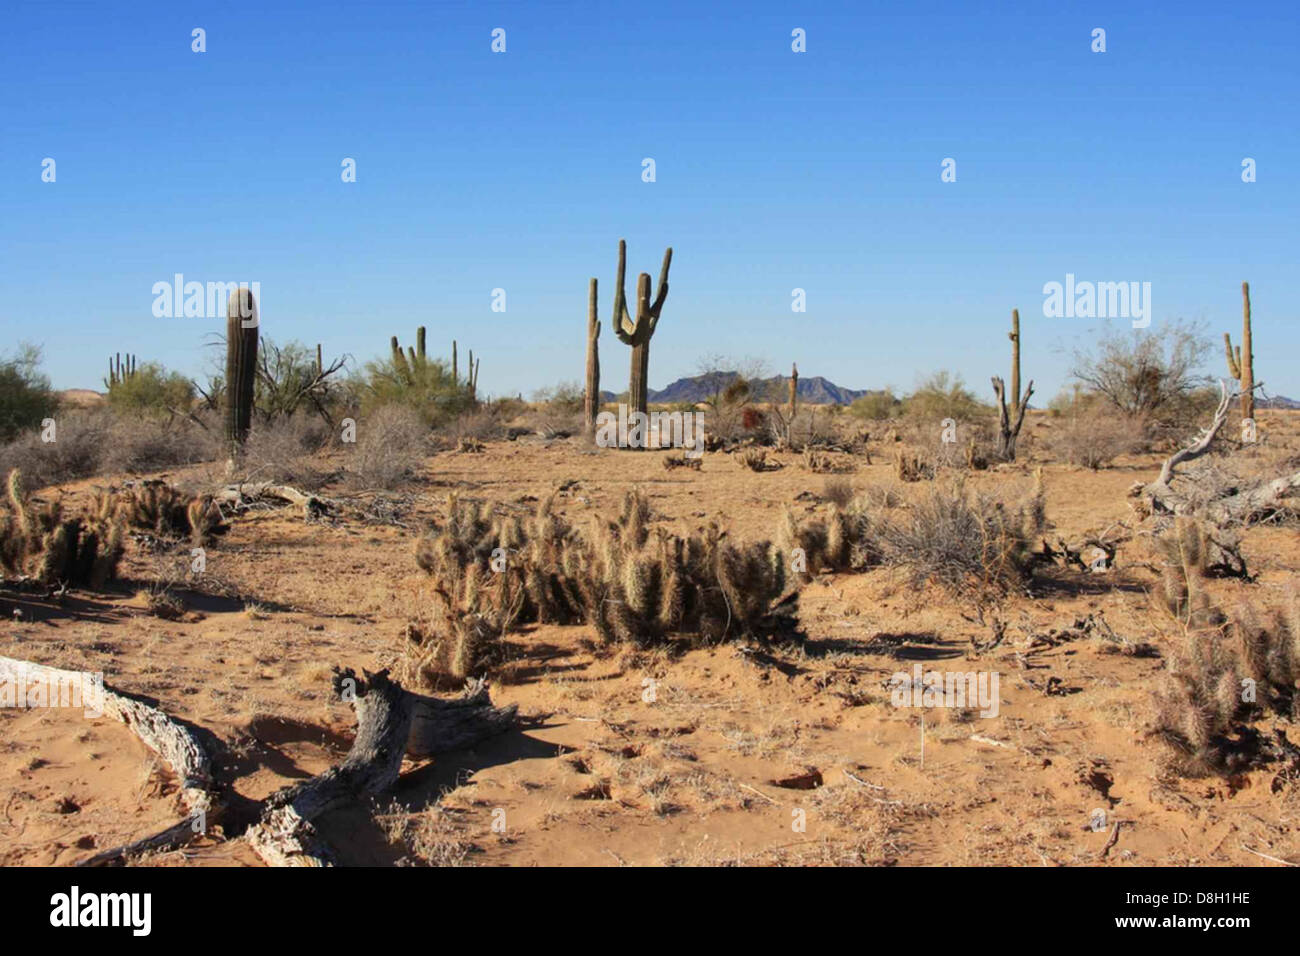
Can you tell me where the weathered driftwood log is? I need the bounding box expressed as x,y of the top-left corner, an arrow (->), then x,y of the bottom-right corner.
212,481 -> 333,521
3,656 -> 514,867
1132,380 -> 1300,524
0,655 -> 217,866
243,668 -> 516,867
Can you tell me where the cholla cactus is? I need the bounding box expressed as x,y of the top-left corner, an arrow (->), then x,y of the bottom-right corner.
407,487 -> 794,686
0,469 -> 125,589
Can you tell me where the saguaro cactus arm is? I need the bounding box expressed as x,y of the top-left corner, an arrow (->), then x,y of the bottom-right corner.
612,240 -> 673,345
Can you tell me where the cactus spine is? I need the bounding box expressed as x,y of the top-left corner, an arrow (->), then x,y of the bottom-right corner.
610,239 -> 673,445
224,287 -> 259,458
1224,282 -> 1255,423
585,277 -> 601,439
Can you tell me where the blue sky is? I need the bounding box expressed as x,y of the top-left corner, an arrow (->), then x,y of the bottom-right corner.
3,0 -> 1297,400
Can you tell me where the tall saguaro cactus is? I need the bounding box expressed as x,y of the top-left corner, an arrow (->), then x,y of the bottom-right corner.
610,239 -> 673,443
788,363 -> 799,421
991,307 -> 1033,462
225,287 -> 259,459
1224,282 -> 1255,424
584,277 -> 600,438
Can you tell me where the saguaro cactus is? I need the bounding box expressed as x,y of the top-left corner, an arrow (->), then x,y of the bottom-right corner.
610,239 -> 673,444
225,287 -> 259,458
584,278 -> 601,439
1224,282 -> 1255,424
788,363 -> 798,421
106,353 -> 137,388
991,307 -> 1033,462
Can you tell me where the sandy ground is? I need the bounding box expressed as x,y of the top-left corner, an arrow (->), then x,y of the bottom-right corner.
3,410 -> 1299,867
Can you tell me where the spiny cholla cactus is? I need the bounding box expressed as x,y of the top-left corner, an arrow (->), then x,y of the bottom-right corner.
609,239 -> 672,440
406,489 -> 794,688
112,480 -> 226,547
225,287 -> 259,459
0,469 -> 125,588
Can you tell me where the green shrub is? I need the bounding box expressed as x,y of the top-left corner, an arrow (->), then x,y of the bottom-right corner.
106,362 -> 195,415
0,345 -> 58,442
358,356 -> 472,427
902,371 -> 988,423
849,389 -> 901,421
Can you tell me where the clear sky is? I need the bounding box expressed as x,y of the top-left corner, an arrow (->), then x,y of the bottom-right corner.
3,0 -> 1297,401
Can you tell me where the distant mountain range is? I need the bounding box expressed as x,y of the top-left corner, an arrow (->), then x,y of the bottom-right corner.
1258,395 -> 1300,410
601,371 -> 875,406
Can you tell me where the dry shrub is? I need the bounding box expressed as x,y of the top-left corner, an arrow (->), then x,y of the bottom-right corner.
1047,409 -> 1142,470
0,409 -> 222,490
1150,519 -> 1300,776
348,404 -> 429,490
243,414 -> 334,489
822,477 -> 855,509
876,474 -> 1045,603
737,447 -> 769,472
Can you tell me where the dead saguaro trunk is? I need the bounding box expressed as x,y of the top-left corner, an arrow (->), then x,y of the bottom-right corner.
225,287 -> 259,462
1224,281 -> 1255,425
610,239 -> 673,447
584,277 -> 601,439
992,308 -> 1033,462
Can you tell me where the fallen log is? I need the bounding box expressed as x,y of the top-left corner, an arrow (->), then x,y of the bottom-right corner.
243,668 -> 517,867
0,655 -> 217,866
213,481 -> 333,521
1130,381 -> 1300,524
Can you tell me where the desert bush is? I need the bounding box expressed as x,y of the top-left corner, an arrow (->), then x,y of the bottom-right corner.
100,413 -> 222,476
255,338 -> 348,425
875,474 -> 1046,604
347,404 -> 429,489
0,409 -> 110,488
737,447 -> 769,472
1069,319 -> 1212,422
0,469 -> 125,588
1047,407 -> 1143,469
849,389 -> 901,421
901,371 -> 988,424
106,362 -> 195,416
358,354 -> 471,427
822,477 -> 855,509
0,345 -> 58,443
243,414 -> 334,489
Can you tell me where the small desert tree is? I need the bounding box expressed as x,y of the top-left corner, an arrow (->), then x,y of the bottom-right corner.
0,345 -> 57,442
1070,319 -> 1211,422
